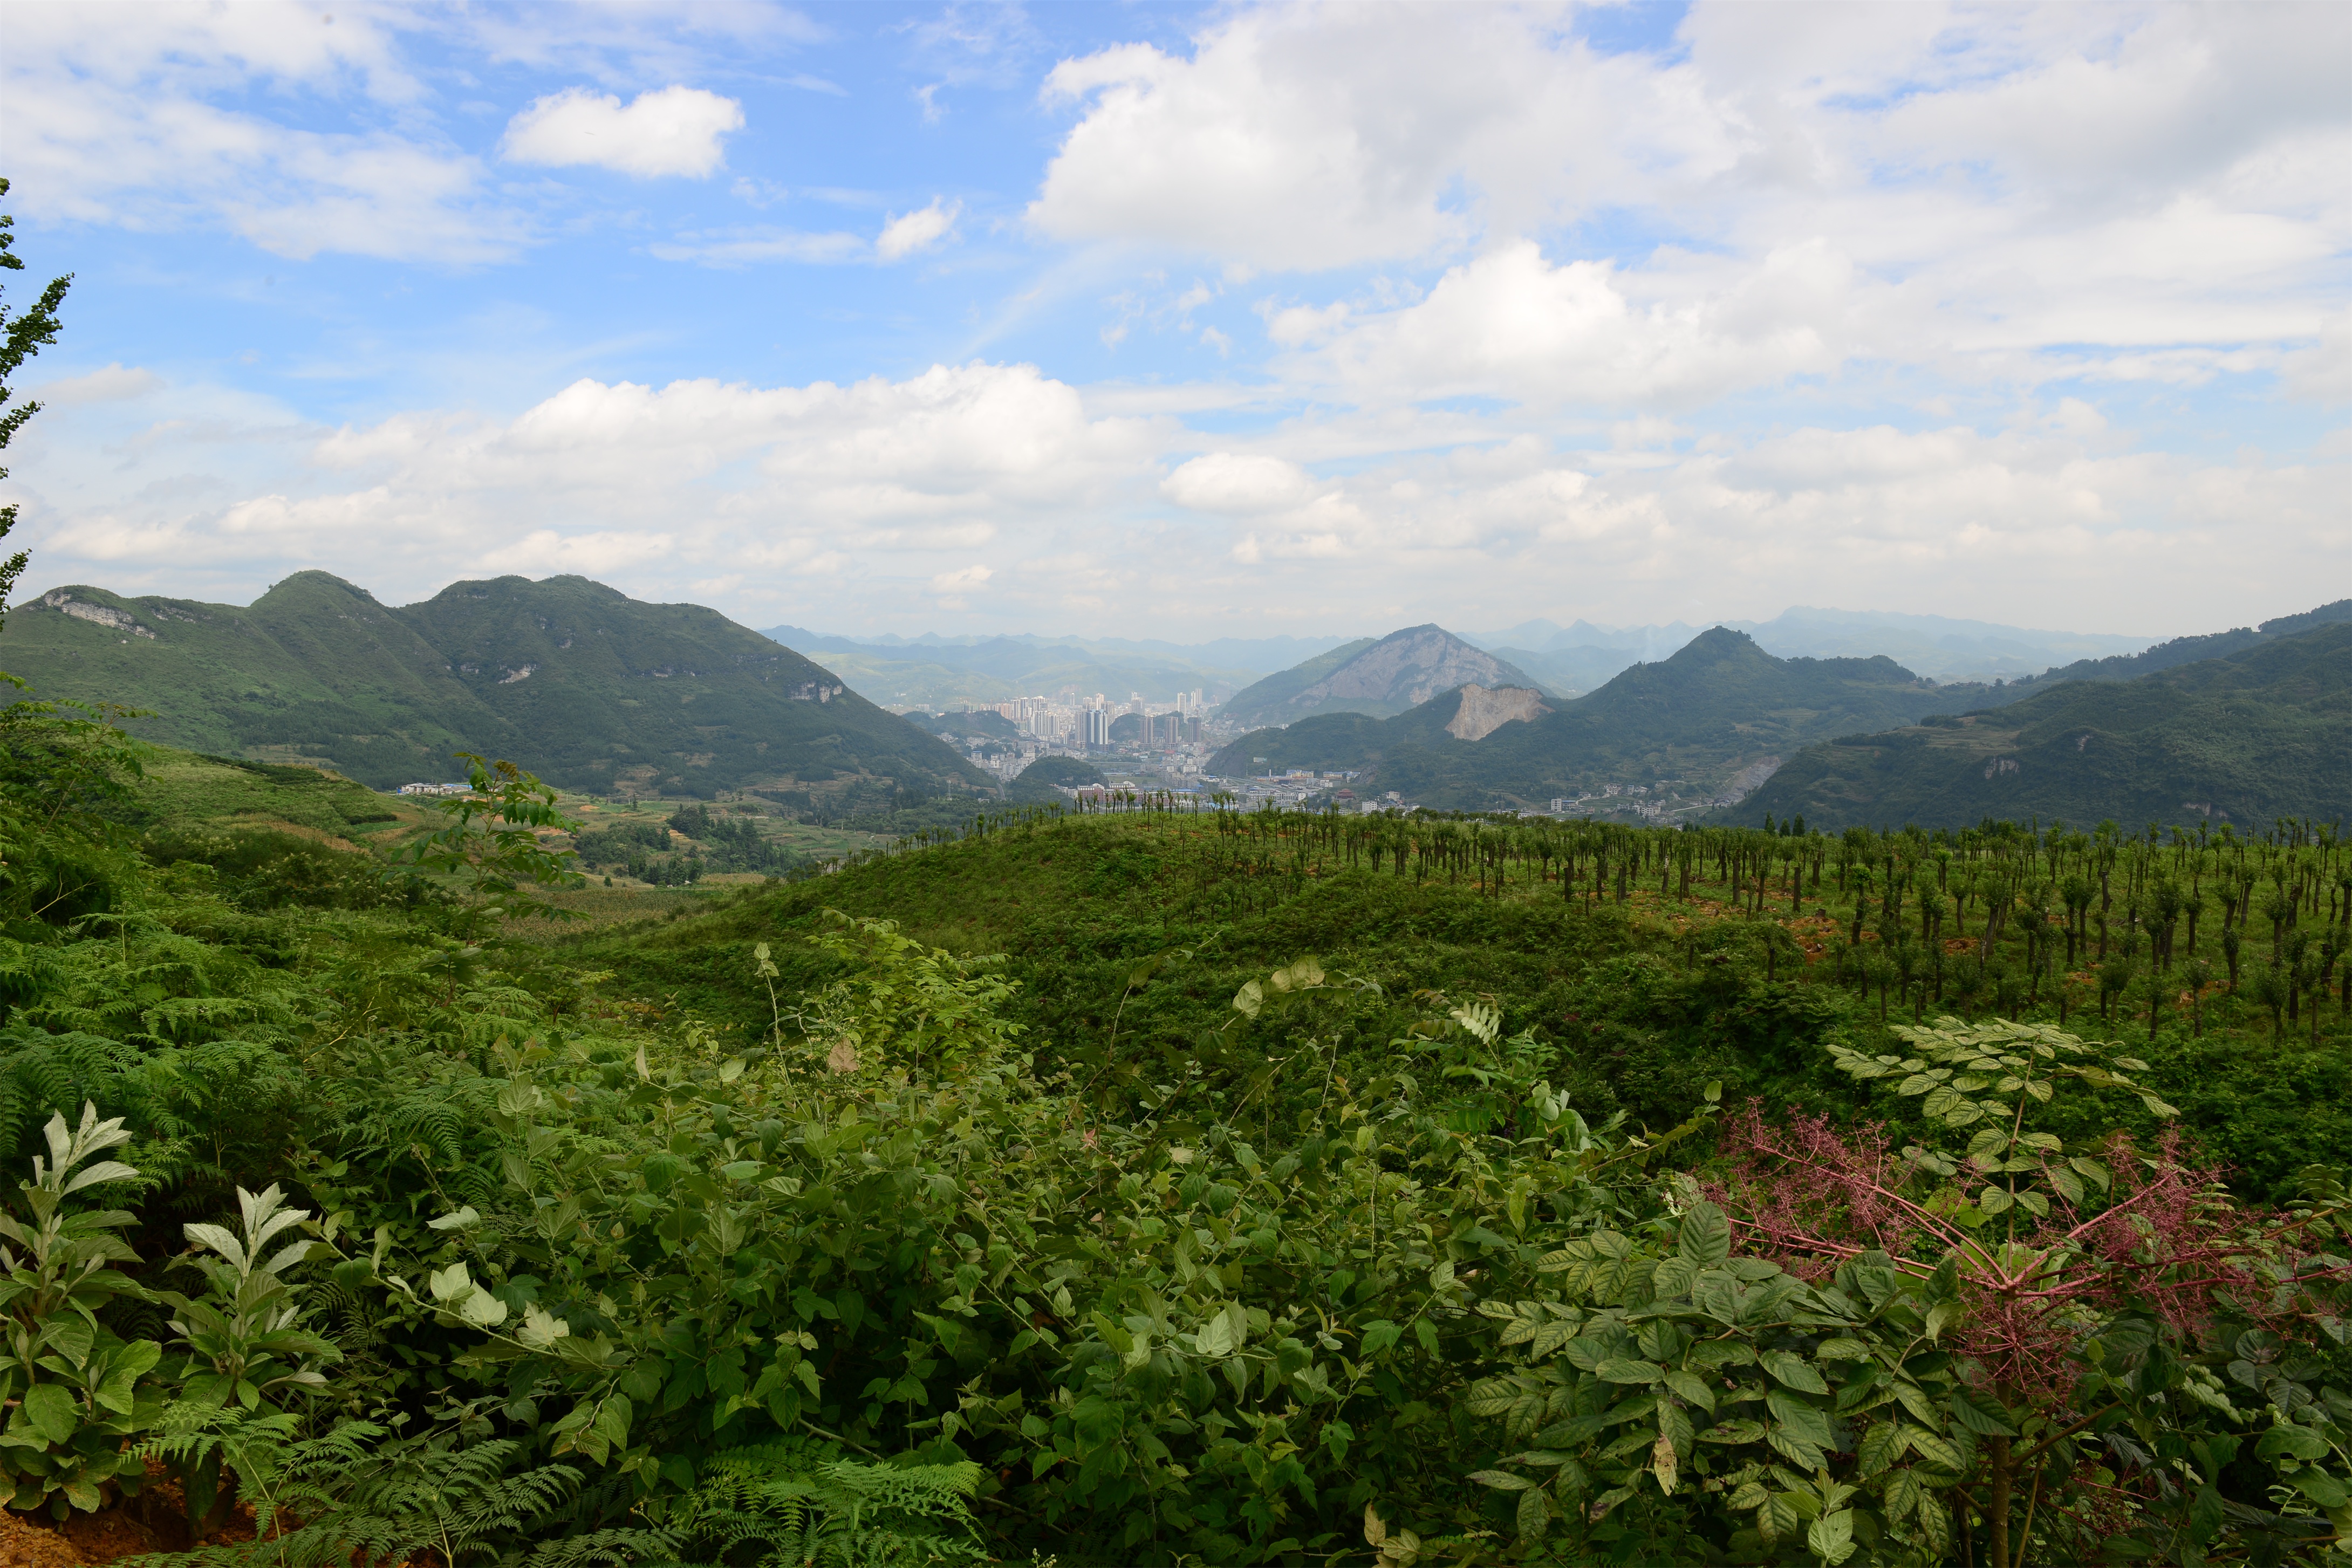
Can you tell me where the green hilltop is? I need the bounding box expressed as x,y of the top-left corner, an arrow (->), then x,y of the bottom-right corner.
4,571 -> 988,804
1736,619 -> 2352,829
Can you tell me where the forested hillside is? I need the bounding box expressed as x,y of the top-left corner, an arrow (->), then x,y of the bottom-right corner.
3,572 -> 987,804
1741,620 -> 2352,829
1985,598 -> 2352,701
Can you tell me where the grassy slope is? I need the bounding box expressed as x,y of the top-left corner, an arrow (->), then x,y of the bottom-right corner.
6,572 -> 990,800
1741,621 -> 2352,828
122,750 -> 434,841
580,810 -> 2350,1202
1212,629 -> 1971,807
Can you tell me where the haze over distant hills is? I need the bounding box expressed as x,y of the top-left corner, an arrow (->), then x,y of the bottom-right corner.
761,626 -> 1286,712
1467,607 -> 2159,695
769,606 -> 2165,711
1219,627 -> 1539,727
1211,600 -> 2348,827
6,573 -> 987,806
1213,629 -> 1984,813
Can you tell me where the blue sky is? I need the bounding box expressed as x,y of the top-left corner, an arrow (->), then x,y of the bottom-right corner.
3,1 -> 2344,641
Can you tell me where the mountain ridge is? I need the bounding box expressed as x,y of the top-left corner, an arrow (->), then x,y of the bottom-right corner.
1213,628 -> 1974,812
6,572 -> 988,805
1220,625 -> 1537,726
1730,620 -> 2352,828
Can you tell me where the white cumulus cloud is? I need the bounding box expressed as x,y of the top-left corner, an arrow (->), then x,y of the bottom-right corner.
501,85 -> 744,179
877,198 -> 962,261
1161,453 -> 1317,513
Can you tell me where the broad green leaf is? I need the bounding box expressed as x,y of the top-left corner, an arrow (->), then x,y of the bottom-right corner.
457,1287 -> 509,1329
1663,1369 -> 1717,1412
1469,1469 -> 1535,1490
2254,1425 -> 2328,1462
1515,1484 -> 1549,1540
20,1384 -> 76,1446
1947,1392 -> 2015,1437
1855,1422 -> 1901,1476
1678,1202 -> 1730,1269
1760,1350 -> 1828,1393
1767,1389 -> 1833,1449
1700,1419 -> 1767,1444
1905,1426 -> 1964,1471
1808,1509 -> 1856,1565
1596,1358 -> 1664,1385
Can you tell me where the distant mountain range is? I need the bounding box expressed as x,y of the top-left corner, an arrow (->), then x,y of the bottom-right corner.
1737,619 -> 2351,829
1211,600 -> 2349,826
1218,626 -> 1538,726
1466,607 -> 2160,694
1212,629 -> 1982,812
6,573 -> 987,805
765,607 -> 2187,710
762,626 -> 1271,712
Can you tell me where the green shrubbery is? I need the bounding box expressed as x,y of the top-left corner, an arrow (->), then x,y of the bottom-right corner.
0,676 -> 2342,1562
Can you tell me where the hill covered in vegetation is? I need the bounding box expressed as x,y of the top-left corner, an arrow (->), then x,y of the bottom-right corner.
1738,619 -> 2352,829
5,572 -> 988,805
1214,628 -> 1978,812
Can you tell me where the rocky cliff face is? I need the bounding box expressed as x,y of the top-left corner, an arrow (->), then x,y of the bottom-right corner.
1444,683 -> 1551,741
1270,625 -> 1538,720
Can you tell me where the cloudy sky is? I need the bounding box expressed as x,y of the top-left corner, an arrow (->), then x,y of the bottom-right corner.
2,1 -> 2344,641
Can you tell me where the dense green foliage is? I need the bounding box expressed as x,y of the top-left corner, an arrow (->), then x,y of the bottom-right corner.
1747,622 -> 2352,830
0,680 -> 2347,1564
572,803 -> 811,886
0,176 -> 70,625
0,571 -> 987,801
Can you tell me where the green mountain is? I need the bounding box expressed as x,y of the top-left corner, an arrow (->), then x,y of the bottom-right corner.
1007,754 -> 1103,802
1211,628 -> 1974,813
1734,621 -> 2352,829
1219,626 -> 1536,726
5,573 -> 989,803
1979,598 -> 2350,702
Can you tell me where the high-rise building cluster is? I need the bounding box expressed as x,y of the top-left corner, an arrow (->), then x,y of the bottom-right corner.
963,689 -> 1212,757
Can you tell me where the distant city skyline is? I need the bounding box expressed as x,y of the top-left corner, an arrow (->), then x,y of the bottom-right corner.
4,2 -> 2343,640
